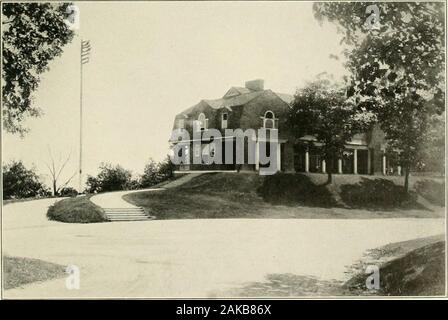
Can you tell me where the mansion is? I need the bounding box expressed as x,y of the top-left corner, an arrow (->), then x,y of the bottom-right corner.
169,79 -> 401,176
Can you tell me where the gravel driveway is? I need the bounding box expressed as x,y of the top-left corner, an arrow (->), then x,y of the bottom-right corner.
3,198 -> 445,298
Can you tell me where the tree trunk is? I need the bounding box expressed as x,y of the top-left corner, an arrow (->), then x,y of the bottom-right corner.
404,166 -> 410,193
53,181 -> 57,196
326,171 -> 332,184
325,157 -> 332,185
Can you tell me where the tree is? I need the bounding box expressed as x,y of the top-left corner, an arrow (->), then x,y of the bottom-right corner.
140,157 -> 175,188
157,156 -> 175,181
3,160 -> 49,199
2,2 -> 75,134
287,79 -> 375,184
85,176 -> 101,194
86,163 -> 133,193
417,113 -> 445,175
140,158 -> 160,188
44,147 -> 76,196
313,2 -> 445,191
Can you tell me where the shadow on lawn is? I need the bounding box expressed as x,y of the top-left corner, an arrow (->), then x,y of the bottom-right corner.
344,241 -> 446,296
226,273 -> 346,297
340,178 -> 426,211
257,173 -> 338,208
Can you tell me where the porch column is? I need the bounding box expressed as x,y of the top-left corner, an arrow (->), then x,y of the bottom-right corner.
255,141 -> 259,170
353,149 -> 358,174
322,160 -> 326,173
397,165 -> 402,176
338,158 -> 343,174
382,154 -> 387,175
305,149 -> 309,173
276,142 -> 281,172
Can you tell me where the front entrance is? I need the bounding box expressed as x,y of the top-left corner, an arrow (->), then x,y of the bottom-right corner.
357,149 -> 369,174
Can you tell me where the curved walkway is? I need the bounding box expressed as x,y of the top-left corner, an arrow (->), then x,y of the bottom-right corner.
90,173 -> 202,209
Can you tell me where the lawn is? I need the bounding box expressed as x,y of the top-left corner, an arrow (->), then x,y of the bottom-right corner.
3,256 -> 66,290
47,195 -> 107,223
123,172 -> 445,219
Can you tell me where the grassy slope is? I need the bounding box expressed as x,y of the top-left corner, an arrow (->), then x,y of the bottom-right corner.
344,235 -> 446,296
47,195 -> 107,223
124,172 -> 445,219
4,256 -> 66,290
125,174 -> 267,219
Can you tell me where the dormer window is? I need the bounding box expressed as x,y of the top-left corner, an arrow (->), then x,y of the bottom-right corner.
221,113 -> 228,129
263,111 -> 276,129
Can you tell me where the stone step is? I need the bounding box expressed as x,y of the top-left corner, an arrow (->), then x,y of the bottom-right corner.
106,213 -> 147,217
106,214 -> 151,221
107,214 -> 148,218
102,206 -> 151,221
103,208 -> 145,211
105,211 -> 146,214
108,218 -> 150,221
106,211 -> 146,214
107,216 -> 150,220
104,208 -> 144,210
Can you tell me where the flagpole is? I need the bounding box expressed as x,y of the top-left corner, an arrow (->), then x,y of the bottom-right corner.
79,39 -> 83,194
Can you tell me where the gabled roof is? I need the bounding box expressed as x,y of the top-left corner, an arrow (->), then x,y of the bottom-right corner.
223,87 -> 254,98
176,85 -> 294,118
204,90 -> 264,110
274,92 -> 294,105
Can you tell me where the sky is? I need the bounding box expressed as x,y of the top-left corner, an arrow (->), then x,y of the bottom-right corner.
2,1 -> 347,189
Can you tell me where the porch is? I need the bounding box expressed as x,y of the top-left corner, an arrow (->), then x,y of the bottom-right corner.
293,144 -> 403,176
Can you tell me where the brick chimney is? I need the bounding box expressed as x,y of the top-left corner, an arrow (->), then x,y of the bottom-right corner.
245,79 -> 264,91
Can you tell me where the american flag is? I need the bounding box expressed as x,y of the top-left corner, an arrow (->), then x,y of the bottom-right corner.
81,40 -> 91,64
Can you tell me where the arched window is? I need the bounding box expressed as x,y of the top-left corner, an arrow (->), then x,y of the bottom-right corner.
263,110 -> 276,129
196,113 -> 207,131
265,111 -> 274,119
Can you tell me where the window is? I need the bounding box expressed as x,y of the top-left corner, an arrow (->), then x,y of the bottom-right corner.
194,144 -> 201,157
178,119 -> 184,129
263,111 -> 276,129
210,143 -> 216,157
202,143 -> 216,164
221,113 -> 228,129
197,113 -> 207,131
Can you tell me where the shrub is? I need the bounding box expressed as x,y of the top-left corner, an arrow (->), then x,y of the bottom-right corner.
47,196 -> 107,223
140,156 -> 175,188
157,156 -> 175,181
86,163 -> 132,193
140,159 -> 159,188
2,160 -> 49,200
257,173 -> 337,207
340,178 -> 420,209
59,187 -> 78,197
